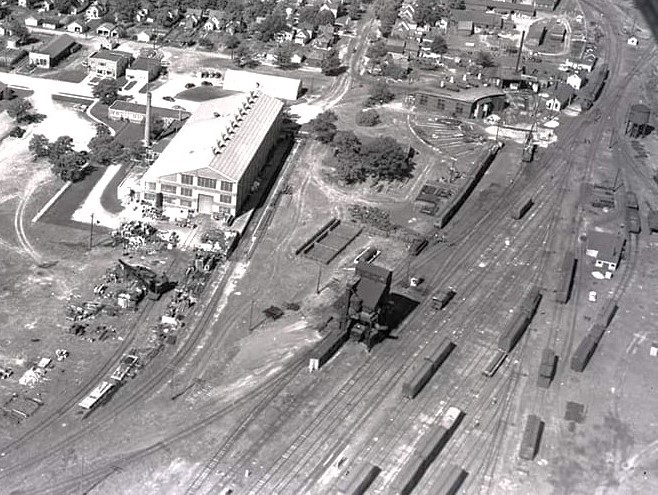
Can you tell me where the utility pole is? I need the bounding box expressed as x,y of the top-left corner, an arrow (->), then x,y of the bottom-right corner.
248,299 -> 255,331
89,213 -> 95,250
316,265 -> 322,294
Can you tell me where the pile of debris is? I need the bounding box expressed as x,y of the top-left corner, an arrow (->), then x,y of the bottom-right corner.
112,221 -> 159,250
198,229 -> 237,255
67,323 -> 116,341
348,205 -> 398,233
66,301 -> 104,321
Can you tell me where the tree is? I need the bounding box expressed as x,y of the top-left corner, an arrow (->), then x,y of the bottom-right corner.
360,136 -> 412,182
309,111 -> 338,143
414,0 -> 443,26
51,151 -> 87,182
92,78 -> 121,105
348,1 -> 361,19
8,18 -> 29,45
276,42 -> 295,68
298,5 -> 320,27
356,109 -> 380,127
321,49 -> 342,76
333,131 -> 364,183
381,60 -> 406,80
29,134 -> 50,159
6,98 -> 32,123
315,9 -> 335,26
108,0 -> 138,23
88,125 -> 125,166
48,135 -> 74,163
53,0 -> 75,14
476,51 -> 496,68
366,80 -> 394,106
430,35 -> 448,55
367,40 -> 388,60
224,33 -> 241,49
258,11 -> 287,42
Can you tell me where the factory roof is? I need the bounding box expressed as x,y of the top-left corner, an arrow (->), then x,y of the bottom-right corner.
415,86 -> 505,104
223,69 -> 301,101
32,34 -> 77,58
142,91 -> 283,183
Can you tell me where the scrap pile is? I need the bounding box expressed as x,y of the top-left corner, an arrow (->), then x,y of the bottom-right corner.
198,229 -> 237,256
65,301 -> 104,321
348,205 -> 398,233
112,221 -> 160,250
67,323 -> 116,342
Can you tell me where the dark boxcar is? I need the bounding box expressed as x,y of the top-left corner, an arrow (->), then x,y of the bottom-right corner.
434,465 -> 469,495
308,329 -> 349,372
588,323 -> 607,343
498,314 -> 531,353
511,196 -> 534,220
539,348 -> 556,378
627,209 -> 641,234
336,462 -> 381,495
596,299 -> 618,328
570,334 -> 598,372
555,252 -> 576,304
402,360 -> 436,399
423,338 -> 456,372
431,288 -> 456,310
519,414 -> 544,460
417,425 -> 450,465
520,286 -> 542,317
409,237 -> 429,256
390,455 -> 427,495
482,349 -> 507,377
626,191 -> 639,210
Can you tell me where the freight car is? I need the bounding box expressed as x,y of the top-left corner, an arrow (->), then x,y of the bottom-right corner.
511,196 -> 534,220
431,288 -> 456,310
422,338 -> 456,371
537,348 -> 557,388
391,455 -> 426,495
434,465 -> 469,495
519,414 -> 544,460
520,286 -> 542,318
402,360 -> 436,399
408,237 -> 429,256
308,329 -> 349,372
595,299 -> 618,328
498,314 -> 531,353
570,334 -> 598,372
78,381 -> 115,410
336,462 -> 381,495
627,208 -> 641,234
626,191 -> 639,210
482,348 -> 507,377
555,252 -> 576,304
580,64 -> 609,111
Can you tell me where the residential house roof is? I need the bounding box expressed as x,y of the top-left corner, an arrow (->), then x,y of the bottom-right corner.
550,84 -> 575,103
142,92 -> 284,184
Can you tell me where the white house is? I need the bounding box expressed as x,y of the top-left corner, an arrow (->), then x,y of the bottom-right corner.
546,85 -> 575,112
294,28 -> 312,45
24,16 -> 40,27
627,36 -> 638,46
566,73 -> 583,90
85,1 -> 105,21
67,20 -> 87,33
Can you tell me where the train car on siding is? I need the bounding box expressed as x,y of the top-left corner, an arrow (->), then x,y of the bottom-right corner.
434,465 -> 469,495
519,414 -> 544,460
555,252 -> 576,304
336,462 -> 381,495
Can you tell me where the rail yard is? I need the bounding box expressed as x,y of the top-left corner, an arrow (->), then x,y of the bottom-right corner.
1,0 -> 658,494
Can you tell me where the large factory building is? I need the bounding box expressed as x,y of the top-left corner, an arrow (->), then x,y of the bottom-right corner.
140,90 -> 284,216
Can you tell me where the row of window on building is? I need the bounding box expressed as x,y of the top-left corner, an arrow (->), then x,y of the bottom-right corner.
416,94 -> 466,114
142,192 -> 233,207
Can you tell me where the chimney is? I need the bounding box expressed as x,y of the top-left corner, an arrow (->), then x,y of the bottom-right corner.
515,31 -> 525,73
144,91 -> 152,148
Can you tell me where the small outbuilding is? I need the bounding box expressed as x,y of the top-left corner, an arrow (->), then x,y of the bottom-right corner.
585,230 -> 625,272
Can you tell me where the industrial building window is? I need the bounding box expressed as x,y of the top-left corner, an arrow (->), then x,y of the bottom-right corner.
219,194 -> 232,204
455,105 -> 464,114
180,187 -> 193,197
163,195 -> 175,204
146,182 -> 156,191
180,174 -> 193,185
143,193 -> 156,201
220,181 -> 233,192
418,95 -> 428,105
161,184 -> 177,194
180,199 -> 192,208
197,177 -> 217,189
436,99 -> 445,110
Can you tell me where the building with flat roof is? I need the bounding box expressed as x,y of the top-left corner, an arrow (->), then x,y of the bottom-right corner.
585,230 -> 624,272
28,34 -> 78,68
125,57 -> 161,83
140,91 -> 284,216
88,50 -> 132,78
108,100 -> 190,125
413,87 -> 506,118
223,69 -> 302,101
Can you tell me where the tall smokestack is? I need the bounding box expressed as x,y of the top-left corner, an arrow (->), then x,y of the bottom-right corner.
515,31 -> 526,73
144,91 -> 152,149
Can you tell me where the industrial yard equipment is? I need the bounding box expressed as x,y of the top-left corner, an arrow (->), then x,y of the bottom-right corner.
118,259 -> 175,300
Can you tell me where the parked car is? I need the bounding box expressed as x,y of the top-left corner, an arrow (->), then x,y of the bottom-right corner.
163,96 -> 175,102
201,81 -> 212,86
185,82 -> 196,89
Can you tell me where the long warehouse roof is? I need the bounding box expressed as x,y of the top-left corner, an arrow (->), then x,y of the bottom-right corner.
143,91 -> 283,183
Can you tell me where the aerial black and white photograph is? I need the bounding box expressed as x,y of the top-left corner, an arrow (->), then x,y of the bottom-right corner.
0,0 -> 656,493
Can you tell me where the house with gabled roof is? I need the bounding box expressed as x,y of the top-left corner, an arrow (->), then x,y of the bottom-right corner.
294,28 -> 313,45
546,84 -> 575,111
85,1 -> 106,21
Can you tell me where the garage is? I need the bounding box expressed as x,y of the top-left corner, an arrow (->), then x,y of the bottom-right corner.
198,194 -> 214,214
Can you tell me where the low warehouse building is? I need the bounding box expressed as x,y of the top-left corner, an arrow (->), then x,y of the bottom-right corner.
108,100 -> 190,125
126,57 -> 161,83
28,34 -> 78,69
413,87 -> 506,118
223,69 -> 302,101
140,91 -> 284,216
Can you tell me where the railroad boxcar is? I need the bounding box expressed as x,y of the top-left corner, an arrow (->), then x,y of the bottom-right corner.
431,288 -> 456,310
519,414 -> 544,460
308,329 -> 349,372
595,299 -> 618,329
555,252 -> 576,304
626,191 -> 639,210
336,462 -> 381,495
627,209 -> 641,234
580,65 -> 609,110
537,348 -> 557,388
482,349 -> 507,377
520,286 -> 542,318
402,360 -> 436,399
418,407 -> 464,465
434,465 -> 469,495
570,334 -> 598,372
498,314 -> 531,353
423,338 -> 456,372
511,196 -> 534,220
78,381 -> 115,410
588,323 -> 607,343
408,237 -> 429,256
390,455 -> 427,495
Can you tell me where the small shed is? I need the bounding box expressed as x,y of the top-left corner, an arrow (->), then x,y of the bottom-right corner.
457,21 -> 474,35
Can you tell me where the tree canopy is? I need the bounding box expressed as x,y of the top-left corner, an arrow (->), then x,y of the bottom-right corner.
414,0 -> 444,26
93,79 -> 121,105
309,111 -> 338,144
321,49 -> 342,76
88,125 -> 127,166
430,35 -> 448,55
29,134 -> 88,182
366,80 -> 395,106
476,51 -> 496,67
